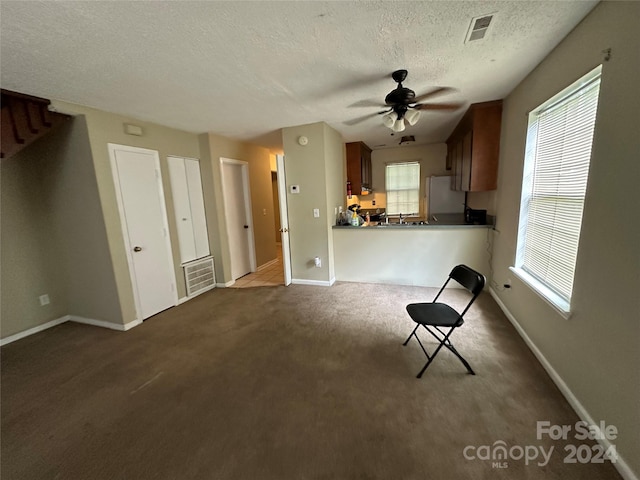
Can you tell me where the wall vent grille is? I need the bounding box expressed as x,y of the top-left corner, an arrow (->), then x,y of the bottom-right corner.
184,256 -> 215,297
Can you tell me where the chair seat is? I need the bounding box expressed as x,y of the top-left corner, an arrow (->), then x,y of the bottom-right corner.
406,302 -> 463,327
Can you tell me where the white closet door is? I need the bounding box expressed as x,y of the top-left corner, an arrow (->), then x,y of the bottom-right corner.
185,159 -> 210,260
168,157 -> 196,263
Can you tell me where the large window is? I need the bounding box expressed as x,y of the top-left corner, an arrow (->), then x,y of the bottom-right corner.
513,65 -> 602,315
386,162 -> 420,215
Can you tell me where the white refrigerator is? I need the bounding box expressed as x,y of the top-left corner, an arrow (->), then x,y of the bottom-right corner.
425,175 -> 465,217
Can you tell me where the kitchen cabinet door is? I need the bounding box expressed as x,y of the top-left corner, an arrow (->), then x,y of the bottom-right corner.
167,156 -> 210,264
453,140 -> 463,190
447,100 -> 502,192
461,130 -> 473,191
346,141 -> 372,195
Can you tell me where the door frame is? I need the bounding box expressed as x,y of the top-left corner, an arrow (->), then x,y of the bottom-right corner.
276,154 -> 292,285
108,143 -> 178,321
219,157 -> 257,276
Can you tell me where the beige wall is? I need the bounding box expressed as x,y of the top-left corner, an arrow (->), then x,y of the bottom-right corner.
51,101 -> 202,321
322,123 -> 346,282
199,132 -> 277,284
282,122 -> 344,283
1,117 -> 121,337
491,2 -> 640,477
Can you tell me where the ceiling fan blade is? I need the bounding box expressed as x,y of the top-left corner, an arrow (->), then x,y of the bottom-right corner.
413,102 -> 464,111
412,87 -> 457,103
348,99 -> 387,108
343,112 -> 381,126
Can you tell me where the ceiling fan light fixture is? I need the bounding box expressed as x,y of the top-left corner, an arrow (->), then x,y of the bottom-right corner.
392,118 -> 406,132
405,109 -> 421,126
382,111 -> 397,128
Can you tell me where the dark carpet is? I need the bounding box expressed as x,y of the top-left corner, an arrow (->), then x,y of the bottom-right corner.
1,282 -> 621,479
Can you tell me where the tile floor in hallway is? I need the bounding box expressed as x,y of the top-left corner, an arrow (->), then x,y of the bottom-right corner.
230,246 -> 284,288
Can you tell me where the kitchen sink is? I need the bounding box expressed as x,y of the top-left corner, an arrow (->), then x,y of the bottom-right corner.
375,221 -> 429,227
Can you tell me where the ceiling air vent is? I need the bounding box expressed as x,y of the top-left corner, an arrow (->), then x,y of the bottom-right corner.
465,14 -> 494,43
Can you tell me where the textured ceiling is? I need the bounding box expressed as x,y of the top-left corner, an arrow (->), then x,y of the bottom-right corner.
0,1 -> 598,150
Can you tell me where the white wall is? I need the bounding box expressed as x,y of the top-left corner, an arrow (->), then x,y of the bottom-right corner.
334,227 -> 491,287
491,3 -> 640,478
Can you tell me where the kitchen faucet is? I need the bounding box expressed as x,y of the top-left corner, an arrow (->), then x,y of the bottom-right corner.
399,213 -> 404,224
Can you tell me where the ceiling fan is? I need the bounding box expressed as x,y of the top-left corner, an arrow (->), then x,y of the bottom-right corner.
346,69 -> 463,132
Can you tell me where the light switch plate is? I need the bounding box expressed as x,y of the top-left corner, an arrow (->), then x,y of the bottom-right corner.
313,208 -> 320,218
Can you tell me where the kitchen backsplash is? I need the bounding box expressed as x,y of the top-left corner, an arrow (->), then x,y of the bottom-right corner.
346,193 -> 386,210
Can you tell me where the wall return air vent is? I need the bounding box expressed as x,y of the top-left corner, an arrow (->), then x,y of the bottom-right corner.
465,14 -> 494,43
184,256 -> 215,297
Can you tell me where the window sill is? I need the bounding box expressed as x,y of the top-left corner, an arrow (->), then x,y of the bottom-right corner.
509,267 -> 572,320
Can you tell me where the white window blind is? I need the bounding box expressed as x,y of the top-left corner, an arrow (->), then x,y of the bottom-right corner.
516,66 -> 601,309
386,162 -> 420,215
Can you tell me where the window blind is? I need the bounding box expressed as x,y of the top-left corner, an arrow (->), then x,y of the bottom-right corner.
386,162 -> 420,215
518,73 -> 601,302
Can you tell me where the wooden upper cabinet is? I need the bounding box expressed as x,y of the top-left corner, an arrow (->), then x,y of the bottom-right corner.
346,141 -> 372,195
447,100 -> 502,192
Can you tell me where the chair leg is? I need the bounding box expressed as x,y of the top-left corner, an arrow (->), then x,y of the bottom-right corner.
416,326 -> 476,377
402,324 -> 419,346
416,338 -> 448,378
442,342 -> 475,375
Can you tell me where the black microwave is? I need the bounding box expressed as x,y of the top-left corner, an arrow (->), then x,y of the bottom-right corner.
465,208 -> 487,225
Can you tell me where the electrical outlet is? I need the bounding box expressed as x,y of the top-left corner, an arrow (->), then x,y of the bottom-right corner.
39,294 -> 50,306
262,208 -> 267,216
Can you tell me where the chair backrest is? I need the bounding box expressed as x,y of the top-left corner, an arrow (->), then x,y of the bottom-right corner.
431,265 -> 486,320
450,265 -> 485,296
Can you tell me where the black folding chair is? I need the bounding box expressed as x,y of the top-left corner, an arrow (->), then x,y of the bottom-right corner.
403,264 -> 486,378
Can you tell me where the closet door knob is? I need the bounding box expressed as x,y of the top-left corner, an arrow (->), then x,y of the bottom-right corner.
133,246 -> 142,252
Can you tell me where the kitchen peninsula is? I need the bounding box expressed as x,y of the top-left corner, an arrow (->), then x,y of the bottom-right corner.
333,219 -> 493,287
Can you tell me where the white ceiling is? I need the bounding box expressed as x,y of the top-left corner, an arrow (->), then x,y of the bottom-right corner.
0,1 -> 598,151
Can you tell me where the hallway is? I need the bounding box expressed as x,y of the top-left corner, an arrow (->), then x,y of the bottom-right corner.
230,246 -> 284,288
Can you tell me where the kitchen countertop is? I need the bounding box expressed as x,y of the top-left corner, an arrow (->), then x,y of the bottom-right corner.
333,213 -> 495,229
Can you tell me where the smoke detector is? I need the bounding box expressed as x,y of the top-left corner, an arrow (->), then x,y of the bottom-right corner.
465,14 -> 494,43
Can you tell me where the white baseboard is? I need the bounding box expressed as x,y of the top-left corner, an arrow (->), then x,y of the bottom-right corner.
291,278 -> 333,287
216,280 -> 235,288
488,288 -> 636,480
178,284 -> 216,304
1,314 -> 143,346
0,315 -> 69,346
257,258 -> 278,271
68,315 -> 141,332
